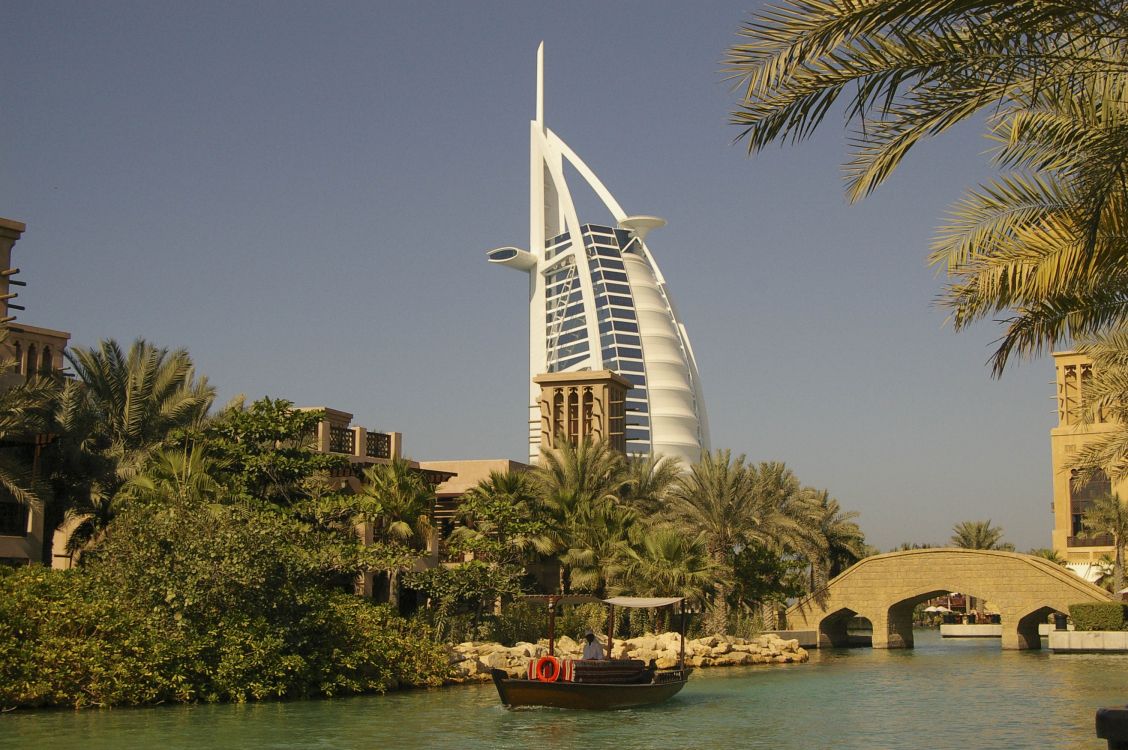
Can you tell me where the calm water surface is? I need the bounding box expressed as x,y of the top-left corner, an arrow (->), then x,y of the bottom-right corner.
4,631 -> 1126,749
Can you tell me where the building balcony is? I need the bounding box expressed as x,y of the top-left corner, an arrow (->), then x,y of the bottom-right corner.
1067,534 -> 1113,548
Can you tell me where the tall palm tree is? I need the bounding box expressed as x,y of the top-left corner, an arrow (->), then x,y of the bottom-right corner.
1082,493 -> 1128,593
810,489 -> 867,583
745,462 -> 822,627
355,457 -> 436,605
52,339 -> 213,556
532,437 -> 627,593
726,1 -> 1128,373
950,520 -> 1009,550
667,450 -> 759,634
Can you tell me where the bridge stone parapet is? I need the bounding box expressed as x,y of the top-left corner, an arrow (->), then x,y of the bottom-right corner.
785,548 -> 1112,650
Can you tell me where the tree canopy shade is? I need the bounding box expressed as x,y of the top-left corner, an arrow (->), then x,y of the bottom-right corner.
726,0 -> 1128,373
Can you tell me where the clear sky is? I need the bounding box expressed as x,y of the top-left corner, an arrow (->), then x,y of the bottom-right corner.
1,2 -> 1057,552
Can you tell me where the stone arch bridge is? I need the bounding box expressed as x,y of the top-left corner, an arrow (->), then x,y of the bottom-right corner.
785,548 -> 1111,650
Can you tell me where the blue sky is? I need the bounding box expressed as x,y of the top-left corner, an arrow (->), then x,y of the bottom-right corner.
1,2 -> 1055,551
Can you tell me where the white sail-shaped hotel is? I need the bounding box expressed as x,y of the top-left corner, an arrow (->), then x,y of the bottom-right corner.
488,45 -> 709,466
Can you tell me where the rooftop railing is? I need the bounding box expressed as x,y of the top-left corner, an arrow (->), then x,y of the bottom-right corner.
366,431 -> 391,459
329,425 -> 355,455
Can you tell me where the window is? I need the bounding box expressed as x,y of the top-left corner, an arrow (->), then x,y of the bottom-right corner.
0,500 -> 28,537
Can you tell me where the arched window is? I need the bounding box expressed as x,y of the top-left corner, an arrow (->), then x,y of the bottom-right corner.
553,390 -> 564,440
26,344 -> 36,377
582,389 -> 594,437
12,341 -> 20,373
41,346 -> 51,372
567,388 -> 579,445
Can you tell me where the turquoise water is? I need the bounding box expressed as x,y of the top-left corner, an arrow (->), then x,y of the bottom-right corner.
4,631 -> 1126,749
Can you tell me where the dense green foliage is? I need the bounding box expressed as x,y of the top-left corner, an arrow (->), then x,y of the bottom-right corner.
202,397 -> 347,506
1069,602 -> 1128,632
0,499 -> 448,709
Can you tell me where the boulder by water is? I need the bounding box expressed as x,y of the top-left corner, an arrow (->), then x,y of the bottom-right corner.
443,632 -> 808,684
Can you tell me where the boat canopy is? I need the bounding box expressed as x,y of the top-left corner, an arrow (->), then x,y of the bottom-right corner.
521,595 -> 602,606
602,597 -> 684,609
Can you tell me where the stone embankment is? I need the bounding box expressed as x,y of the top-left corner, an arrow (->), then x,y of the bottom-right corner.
445,632 -> 808,684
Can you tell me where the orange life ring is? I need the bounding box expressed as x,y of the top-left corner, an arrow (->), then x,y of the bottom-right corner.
535,655 -> 561,682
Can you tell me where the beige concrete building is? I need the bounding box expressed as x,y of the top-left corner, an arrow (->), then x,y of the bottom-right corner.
1049,351 -> 1121,567
0,218 -> 70,567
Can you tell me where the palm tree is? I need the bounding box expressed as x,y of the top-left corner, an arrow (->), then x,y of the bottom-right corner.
745,462 -> 823,627
1068,331 -> 1128,481
532,437 -> 627,593
51,339 -> 213,556
561,500 -> 637,597
950,520 -> 1009,550
66,339 -> 214,484
620,453 -> 681,517
726,1 -> 1128,373
811,490 -> 867,582
667,450 -> 759,634
121,443 -> 227,506
449,469 -> 541,567
1029,547 -> 1069,566
618,524 -> 716,605
355,457 -> 436,606
1082,493 -> 1128,594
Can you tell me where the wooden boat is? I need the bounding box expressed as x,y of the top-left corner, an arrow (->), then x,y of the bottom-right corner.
490,595 -> 691,710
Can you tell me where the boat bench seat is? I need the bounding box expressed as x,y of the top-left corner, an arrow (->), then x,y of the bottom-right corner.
572,659 -> 652,684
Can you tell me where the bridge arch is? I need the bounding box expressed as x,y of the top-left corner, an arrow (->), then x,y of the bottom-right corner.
785,549 -> 1111,650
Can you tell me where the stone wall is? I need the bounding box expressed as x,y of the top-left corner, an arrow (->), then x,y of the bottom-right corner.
445,632 -> 808,684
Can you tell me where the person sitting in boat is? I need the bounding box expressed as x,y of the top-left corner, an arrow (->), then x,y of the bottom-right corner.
581,629 -> 605,660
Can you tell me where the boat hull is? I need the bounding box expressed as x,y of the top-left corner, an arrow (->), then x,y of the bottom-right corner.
490,669 -> 688,710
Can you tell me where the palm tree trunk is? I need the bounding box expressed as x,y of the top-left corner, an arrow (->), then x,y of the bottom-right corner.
388,568 -> 399,609
709,550 -> 727,635
1115,534 -> 1125,597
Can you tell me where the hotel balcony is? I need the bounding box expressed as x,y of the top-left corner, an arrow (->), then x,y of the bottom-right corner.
1067,534 -> 1113,548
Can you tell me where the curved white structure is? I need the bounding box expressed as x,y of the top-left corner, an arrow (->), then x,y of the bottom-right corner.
490,44 -> 709,465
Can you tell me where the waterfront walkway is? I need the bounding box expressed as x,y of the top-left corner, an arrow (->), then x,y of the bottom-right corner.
785,548 -> 1111,650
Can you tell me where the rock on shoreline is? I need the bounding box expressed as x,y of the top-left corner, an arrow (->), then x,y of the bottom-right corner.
444,632 -> 808,684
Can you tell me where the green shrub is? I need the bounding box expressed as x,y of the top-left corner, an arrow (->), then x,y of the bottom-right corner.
486,600 -> 546,645
1069,602 -> 1128,631
0,500 -> 449,709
